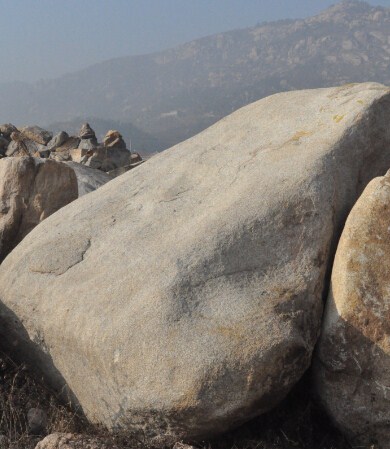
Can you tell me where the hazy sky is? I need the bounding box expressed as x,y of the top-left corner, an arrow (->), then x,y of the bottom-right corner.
0,0 -> 389,84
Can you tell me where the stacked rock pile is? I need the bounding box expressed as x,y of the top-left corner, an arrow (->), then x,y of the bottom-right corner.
0,122 -> 143,175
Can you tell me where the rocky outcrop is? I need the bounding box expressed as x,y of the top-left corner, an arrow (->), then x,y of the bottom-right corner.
0,84 -> 389,440
0,157 -> 78,262
0,122 -> 140,175
314,170 -> 390,449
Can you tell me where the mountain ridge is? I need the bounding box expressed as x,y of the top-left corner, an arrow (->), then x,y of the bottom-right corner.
0,0 -> 389,152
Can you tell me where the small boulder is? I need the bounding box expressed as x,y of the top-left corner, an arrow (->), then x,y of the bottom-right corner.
20,126 -> 53,145
78,123 -> 96,140
27,408 -> 48,435
103,130 -> 126,149
34,433 -> 119,449
47,131 -> 69,151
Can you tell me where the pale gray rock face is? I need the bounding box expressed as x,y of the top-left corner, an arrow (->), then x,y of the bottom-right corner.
0,157 -> 78,262
20,126 -> 53,145
314,171 -> 390,449
64,162 -> 112,196
0,84 -> 389,440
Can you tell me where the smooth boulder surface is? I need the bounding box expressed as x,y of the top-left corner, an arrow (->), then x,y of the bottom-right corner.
0,157 -> 78,262
314,171 -> 390,448
65,162 -> 112,196
0,83 -> 390,440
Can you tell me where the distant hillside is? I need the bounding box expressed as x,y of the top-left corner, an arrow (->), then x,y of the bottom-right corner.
0,0 -> 389,152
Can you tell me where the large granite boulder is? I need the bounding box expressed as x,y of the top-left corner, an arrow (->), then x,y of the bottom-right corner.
314,171 -> 390,449
65,162 -> 112,196
0,157 -> 78,262
0,83 -> 389,440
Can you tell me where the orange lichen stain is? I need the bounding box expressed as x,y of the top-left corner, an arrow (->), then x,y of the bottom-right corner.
333,114 -> 345,123
288,130 -> 313,143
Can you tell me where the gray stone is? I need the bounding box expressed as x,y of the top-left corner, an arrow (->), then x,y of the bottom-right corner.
47,131 -> 69,151
27,408 -> 48,434
0,83 -> 389,440
314,170 -> 390,449
64,162 -> 112,196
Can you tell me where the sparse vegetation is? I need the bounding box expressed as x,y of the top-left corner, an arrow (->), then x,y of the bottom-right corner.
0,350 -> 81,449
1,350 -> 351,449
